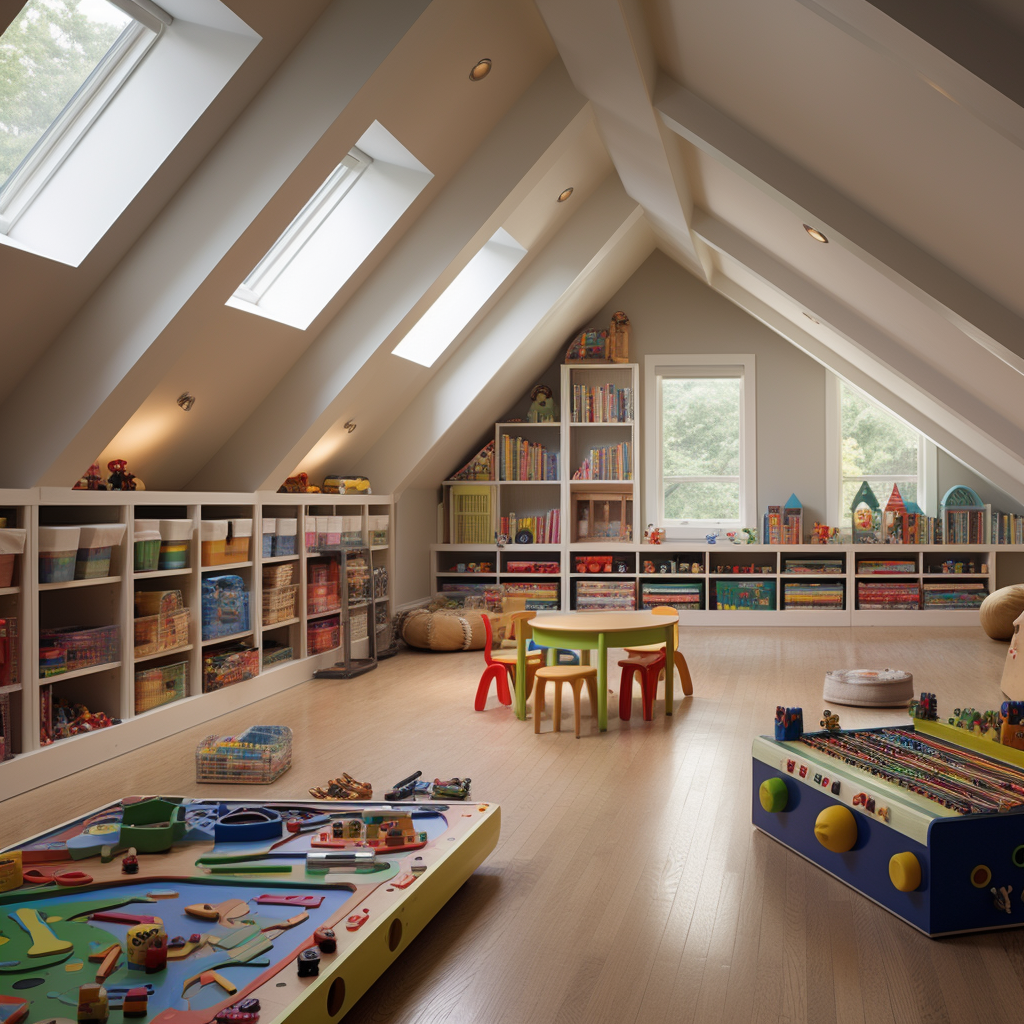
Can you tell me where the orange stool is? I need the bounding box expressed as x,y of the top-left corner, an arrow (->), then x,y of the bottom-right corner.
533,665 -> 598,738
617,651 -> 665,721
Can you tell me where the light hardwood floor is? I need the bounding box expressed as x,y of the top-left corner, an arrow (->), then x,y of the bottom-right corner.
3,626 -> 1022,1024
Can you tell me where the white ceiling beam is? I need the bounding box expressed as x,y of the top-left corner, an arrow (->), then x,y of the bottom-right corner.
693,209 -> 1024,501
657,76 -> 1024,379
189,58 -> 590,493
363,178 -> 650,497
532,0 -> 702,275
795,0 -> 1024,152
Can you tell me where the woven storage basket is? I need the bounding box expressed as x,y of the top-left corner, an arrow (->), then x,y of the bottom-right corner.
262,584 -> 299,625
262,563 -> 295,589
401,609 -> 486,651
135,660 -> 188,713
134,607 -> 190,658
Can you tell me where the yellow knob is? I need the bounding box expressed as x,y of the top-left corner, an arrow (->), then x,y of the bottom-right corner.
889,852 -> 921,892
759,777 -> 788,812
813,804 -> 858,853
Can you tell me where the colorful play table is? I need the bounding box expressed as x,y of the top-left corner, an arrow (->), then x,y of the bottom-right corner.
518,611 -> 678,730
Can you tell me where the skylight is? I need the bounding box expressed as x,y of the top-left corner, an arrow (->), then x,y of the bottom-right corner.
0,0 -> 158,229
391,228 -> 527,367
226,121 -> 433,331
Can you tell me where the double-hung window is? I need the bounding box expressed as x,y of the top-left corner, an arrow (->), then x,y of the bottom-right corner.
0,0 -> 165,234
645,354 -> 756,534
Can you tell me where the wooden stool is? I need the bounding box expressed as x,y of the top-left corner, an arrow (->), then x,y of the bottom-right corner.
533,665 -> 598,738
617,652 -> 665,721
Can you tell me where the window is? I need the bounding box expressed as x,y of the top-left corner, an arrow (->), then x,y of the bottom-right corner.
828,376 -> 932,526
644,355 -> 757,532
391,227 -> 526,367
226,121 -> 433,331
0,0 -> 162,234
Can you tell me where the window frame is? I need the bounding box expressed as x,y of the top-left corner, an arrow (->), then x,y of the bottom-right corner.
644,354 -> 757,534
0,2 -> 164,234
824,374 -> 936,526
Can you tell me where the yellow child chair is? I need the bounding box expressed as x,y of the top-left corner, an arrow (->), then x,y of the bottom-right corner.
622,604 -> 694,695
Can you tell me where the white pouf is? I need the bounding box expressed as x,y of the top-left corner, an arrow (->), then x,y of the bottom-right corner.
823,668 -> 914,707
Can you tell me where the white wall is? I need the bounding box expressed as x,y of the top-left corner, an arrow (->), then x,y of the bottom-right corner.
395,488 -> 439,606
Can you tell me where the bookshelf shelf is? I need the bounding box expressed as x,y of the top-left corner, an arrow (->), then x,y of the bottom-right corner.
134,644 -> 193,665
40,660 -> 121,684
39,575 -> 122,592
132,567 -> 191,580
201,561 -> 252,571
201,630 -> 253,647
0,586 -> 19,597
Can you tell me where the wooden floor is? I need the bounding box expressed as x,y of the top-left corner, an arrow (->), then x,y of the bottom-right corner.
3,626 -> 1023,1024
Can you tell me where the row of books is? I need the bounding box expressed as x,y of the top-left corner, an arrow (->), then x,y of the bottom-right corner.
784,559 -> 843,573
857,560 -> 917,574
570,384 -> 634,423
572,442 -> 632,481
640,582 -> 703,609
942,509 -> 985,545
921,582 -> 988,608
500,509 -> 560,544
574,579 -> 636,611
783,582 -> 844,609
503,581 -> 559,611
499,436 -> 559,481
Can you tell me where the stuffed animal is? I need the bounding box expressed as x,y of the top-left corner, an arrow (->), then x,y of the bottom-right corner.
526,385 -> 558,423
322,475 -> 371,495
107,459 -> 137,491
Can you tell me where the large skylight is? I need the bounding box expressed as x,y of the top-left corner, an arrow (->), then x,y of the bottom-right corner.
391,228 -> 527,367
226,121 -> 433,331
0,0 -> 157,228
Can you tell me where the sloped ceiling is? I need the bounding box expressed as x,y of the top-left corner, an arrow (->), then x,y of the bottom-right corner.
1,0 -> 1023,506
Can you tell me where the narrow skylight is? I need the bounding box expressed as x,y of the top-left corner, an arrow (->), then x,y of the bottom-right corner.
227,121 -> 433,331
0,0 -> 154,220
392,228 -> 527,367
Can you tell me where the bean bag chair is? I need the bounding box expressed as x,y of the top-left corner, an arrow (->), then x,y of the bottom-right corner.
401,609 -> 487,651
979,584 -> 1024,640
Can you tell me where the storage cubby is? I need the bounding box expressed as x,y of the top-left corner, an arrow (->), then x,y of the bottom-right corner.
708,550 -> 777,575
640,551 -> 704,575
571,550 -> 635,574
571,576 -> 636,611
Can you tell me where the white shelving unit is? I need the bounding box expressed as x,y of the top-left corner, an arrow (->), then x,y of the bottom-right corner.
0,489 -> 393,798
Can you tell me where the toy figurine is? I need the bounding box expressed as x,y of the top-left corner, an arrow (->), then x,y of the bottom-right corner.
74,462 -> 107,490
774,706 -> 803,740
607,310 -> 630,363
526,384 -> 558,422
106,459 -> 136,491
726,531 -> 741,544
820,709 -> 841,733
431,777 -> 471,800
121,848 -> 139,874
705,533 -> 718,545
811,522 -> 839,544
742,527 -> 757,544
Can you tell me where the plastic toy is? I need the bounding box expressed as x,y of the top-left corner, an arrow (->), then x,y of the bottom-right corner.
742,527 -> 758,544
74,463 -> 107,490
385,770 -> 423,801
308,774 -> 372,800
774,706 -> 803,740
322,475 -> 371,495
431,777 -> 471,800
526,384 -> 558,422
819,709 -> 841,733
77,983 -> 109,1023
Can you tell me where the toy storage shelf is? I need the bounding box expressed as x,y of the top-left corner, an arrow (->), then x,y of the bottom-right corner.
0,489 -> 394,798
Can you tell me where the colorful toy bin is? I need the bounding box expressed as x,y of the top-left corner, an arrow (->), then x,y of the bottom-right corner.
133,518 -> 161,573
75,523 -> 126,580
158,519 -> 192,570
38,525 -> 81,583
0,528 -> 27,588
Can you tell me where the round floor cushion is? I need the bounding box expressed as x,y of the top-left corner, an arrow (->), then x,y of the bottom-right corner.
823,668 -> 914,707
401,609 -> 486,651
979,584 -> 1024,641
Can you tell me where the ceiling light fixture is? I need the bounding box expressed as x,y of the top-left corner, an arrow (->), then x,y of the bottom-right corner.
557,187 -> 574,203
177,391 -> 195,412
803,312 -> 820,324
469,59 -> 492,82
803,224 -> 828,243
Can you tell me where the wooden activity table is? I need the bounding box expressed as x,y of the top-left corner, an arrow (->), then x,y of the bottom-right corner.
516,610 -> 678,730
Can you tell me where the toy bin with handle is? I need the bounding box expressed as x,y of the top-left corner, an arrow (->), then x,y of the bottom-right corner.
38,526 -> 81,583
75,524 -> 126,579
133,519 -> 161,573
0,528 -> 27,588
224,519 -> 252,563
159,519 -> 192,570
201,520 -> 229,566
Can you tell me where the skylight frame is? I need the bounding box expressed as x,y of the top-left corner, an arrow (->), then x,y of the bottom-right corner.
234,147 -> 372,305
0,3 -> 162,235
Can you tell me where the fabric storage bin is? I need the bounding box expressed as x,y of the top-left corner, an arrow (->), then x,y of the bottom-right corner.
368,515 -> 389,546
195,725 -> 292,783
159,519 -> 192,570
0,528 -> 26,588
307,582 -> 340,615
39,624 -> 120,674
201,574 -> 249,640
262,518 -> 275,558
134,590 -> 190,657
135,660 -> 188,713
224,518 -> 252,563
305,517 -> 318,553
262,641 -> 293,667
38,526 -> 81,583
307,617 -> 340,654
201,520 -> 229,566
75,524 -> 126,580
273,518 -> 297,556
202,644 -> 259,691
341,515 -> 362,546
262,584 -> 299,625
134,519 -> 161,573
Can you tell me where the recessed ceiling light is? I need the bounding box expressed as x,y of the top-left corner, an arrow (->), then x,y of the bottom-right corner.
803,224 -> 828,243
557,187 -> 574,203
803,312 -> 820,324
469,59 -> 492,82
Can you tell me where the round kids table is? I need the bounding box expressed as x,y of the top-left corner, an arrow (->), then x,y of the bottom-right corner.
516,610 -> 678,730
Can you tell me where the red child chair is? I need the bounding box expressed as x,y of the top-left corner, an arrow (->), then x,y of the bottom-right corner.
617,605 -> 694,720
474,613 -> 542,711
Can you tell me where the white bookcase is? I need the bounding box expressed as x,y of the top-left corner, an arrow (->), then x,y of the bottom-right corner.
0,489 -> 393,798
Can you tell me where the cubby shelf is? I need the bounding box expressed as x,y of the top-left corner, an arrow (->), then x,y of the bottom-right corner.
134,644 -> 192,665
39,575 -> 122,591
201,630 -> 253,647
132,567 -> 191,580
40,661 -> 121,684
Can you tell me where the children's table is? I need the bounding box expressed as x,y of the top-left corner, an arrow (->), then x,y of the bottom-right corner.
517,611 -> 678,730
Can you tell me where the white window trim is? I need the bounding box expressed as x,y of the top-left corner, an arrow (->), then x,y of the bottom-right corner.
234,148 -> 371,304
644,354 -> 757,535
0,12 -> 162,234
825,374 -> 935,525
